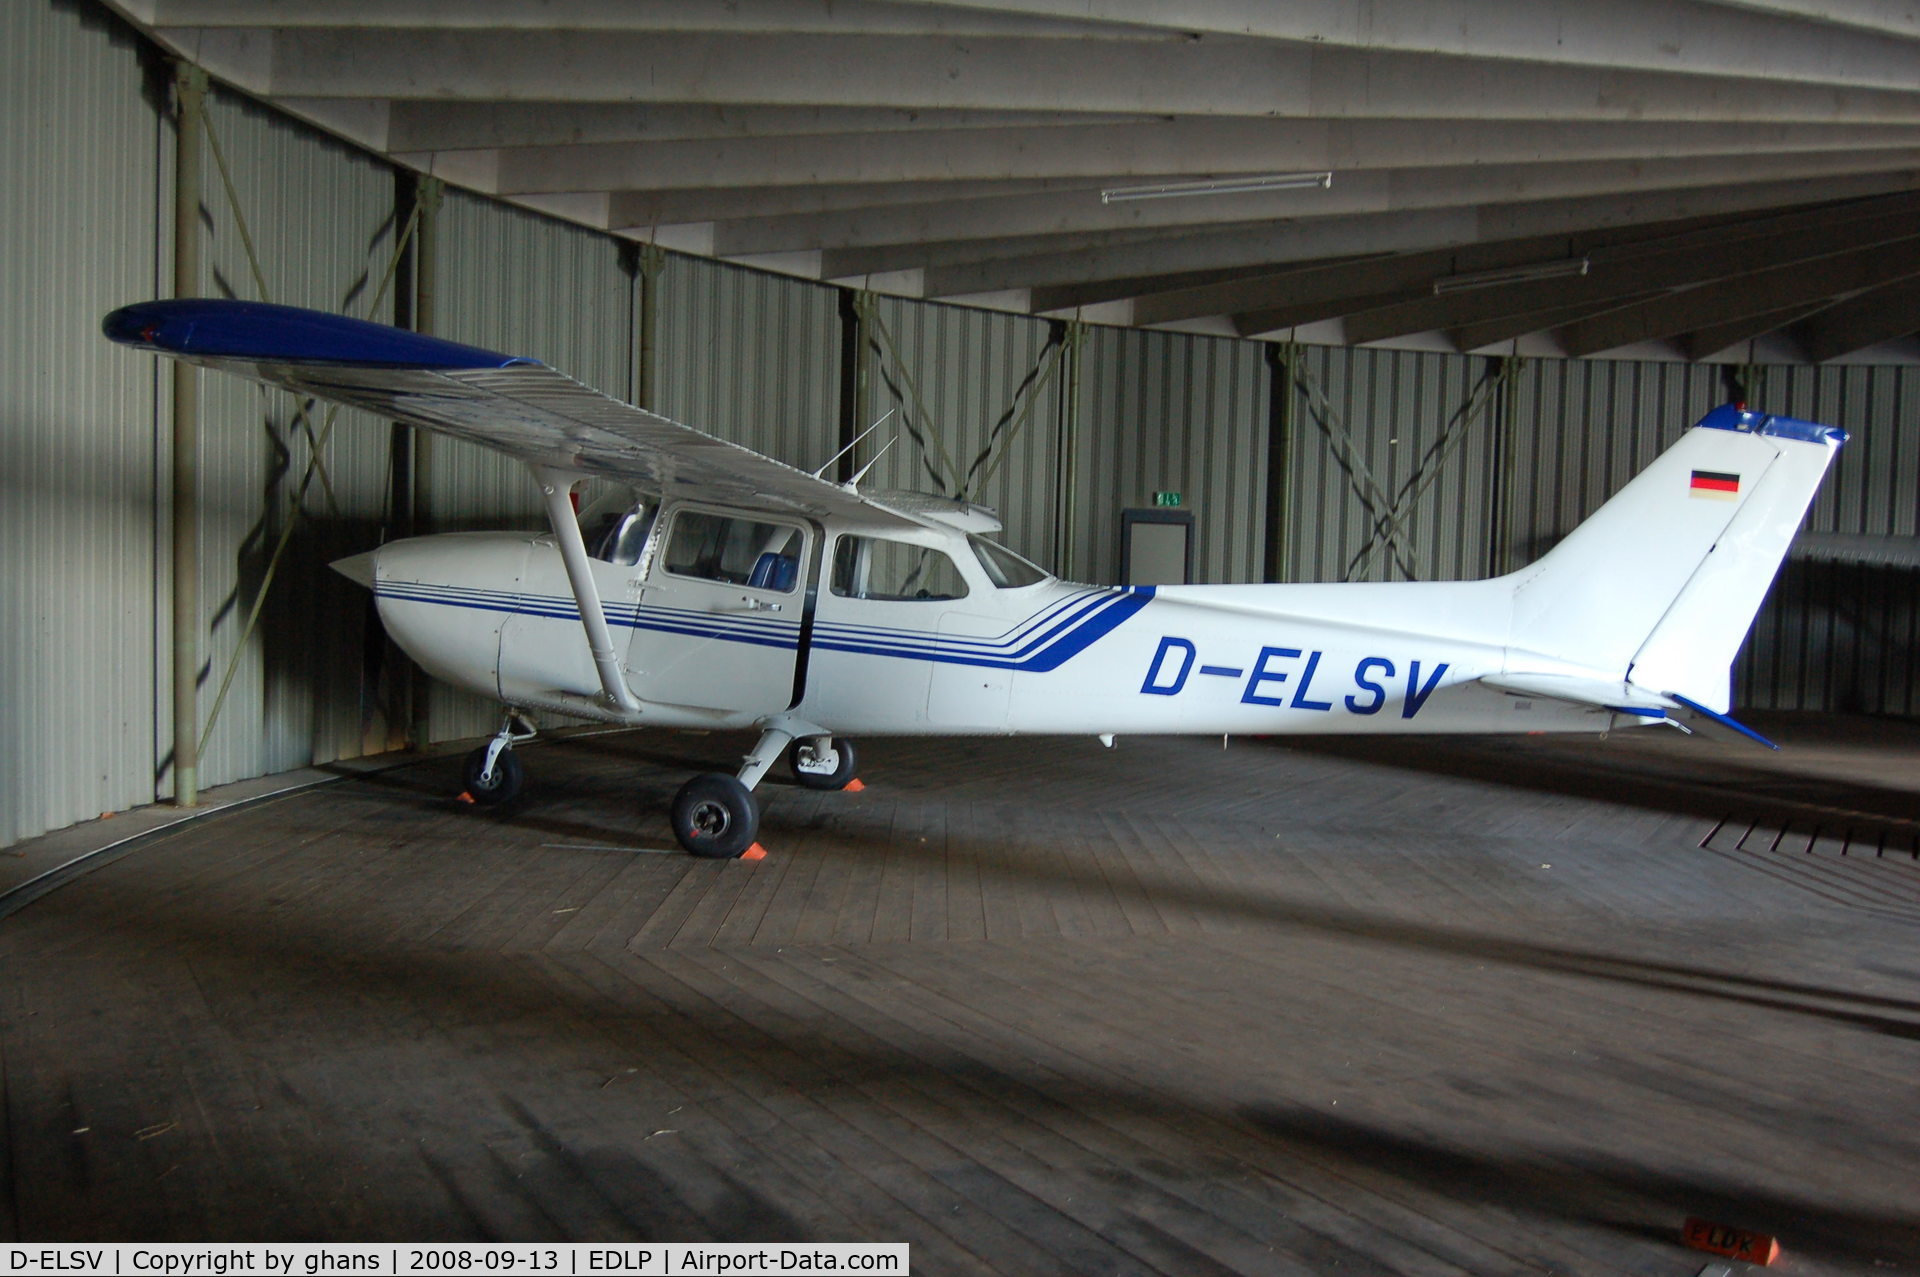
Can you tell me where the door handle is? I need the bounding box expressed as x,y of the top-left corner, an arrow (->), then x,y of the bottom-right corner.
731,596 -> 782,612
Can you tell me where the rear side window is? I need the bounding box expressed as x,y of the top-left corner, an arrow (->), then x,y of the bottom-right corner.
663,510 -> 803,592
831,536 -> 969,601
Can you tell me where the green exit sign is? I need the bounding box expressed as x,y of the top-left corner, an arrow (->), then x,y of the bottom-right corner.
1152,491 -> 1182,507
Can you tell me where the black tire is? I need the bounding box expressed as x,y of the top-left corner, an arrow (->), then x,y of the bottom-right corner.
787,736 -> 859,790
462,745 -> 525,806
671,772 -> 760,858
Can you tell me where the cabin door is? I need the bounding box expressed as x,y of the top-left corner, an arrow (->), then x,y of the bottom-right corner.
628,504 -> 809,713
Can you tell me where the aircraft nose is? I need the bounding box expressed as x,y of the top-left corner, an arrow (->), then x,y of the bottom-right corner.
331,549 -> 378,589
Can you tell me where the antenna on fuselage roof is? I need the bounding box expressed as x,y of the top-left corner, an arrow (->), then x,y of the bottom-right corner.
811,409 -> 896,480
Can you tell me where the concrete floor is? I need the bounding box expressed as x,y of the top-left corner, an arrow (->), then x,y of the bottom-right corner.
1,717 -> 1917,1273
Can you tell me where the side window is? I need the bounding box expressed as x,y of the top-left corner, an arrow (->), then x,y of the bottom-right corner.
663,510 -> 804,592
831,536 -> 969,601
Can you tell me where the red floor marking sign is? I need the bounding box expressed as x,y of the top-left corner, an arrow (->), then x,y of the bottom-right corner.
1682,1217 -> 1780,1264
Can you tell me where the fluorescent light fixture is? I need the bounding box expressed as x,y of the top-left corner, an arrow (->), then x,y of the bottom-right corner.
1100,171 -> 1333,204
1433,257 -> 1590,295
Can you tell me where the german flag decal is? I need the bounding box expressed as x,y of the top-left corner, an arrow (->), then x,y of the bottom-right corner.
1689,469 -> 1741,501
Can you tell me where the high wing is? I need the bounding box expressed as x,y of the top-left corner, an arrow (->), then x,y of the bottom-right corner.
103,299 -> 918,528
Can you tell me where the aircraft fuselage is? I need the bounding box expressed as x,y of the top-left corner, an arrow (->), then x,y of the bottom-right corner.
363,521 -> 1613,742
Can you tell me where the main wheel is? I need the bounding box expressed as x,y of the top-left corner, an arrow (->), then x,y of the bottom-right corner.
788,736 -> 859,790
671,773 -> 760,858
462,745 -> 525,806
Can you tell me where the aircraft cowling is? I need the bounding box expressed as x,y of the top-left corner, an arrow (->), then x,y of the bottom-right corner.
336,532 -> 537,703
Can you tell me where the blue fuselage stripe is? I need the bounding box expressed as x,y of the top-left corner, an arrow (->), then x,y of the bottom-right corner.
375,583 -> 1154,671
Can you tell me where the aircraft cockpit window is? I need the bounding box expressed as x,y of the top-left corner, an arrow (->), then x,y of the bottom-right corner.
579,488 -> 659,567
663,510 -> 804,592
969,534 -> 1049,588
589,505 -> 656,566
831,536 -> 969,601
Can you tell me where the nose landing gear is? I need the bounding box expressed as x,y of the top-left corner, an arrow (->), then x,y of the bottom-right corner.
460,712 -> 537,806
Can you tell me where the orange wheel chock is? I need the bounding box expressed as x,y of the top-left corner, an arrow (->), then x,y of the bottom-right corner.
843,777 -> 866,792
455,791 -> 476,805
740,843 -> 768,861
1682,1217 -> 1779,1265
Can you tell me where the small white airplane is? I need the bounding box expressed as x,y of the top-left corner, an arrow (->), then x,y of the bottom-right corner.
106,299 -> 1846,859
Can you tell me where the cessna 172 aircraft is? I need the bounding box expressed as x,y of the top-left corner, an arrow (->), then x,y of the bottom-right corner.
105,299 -> 1846,859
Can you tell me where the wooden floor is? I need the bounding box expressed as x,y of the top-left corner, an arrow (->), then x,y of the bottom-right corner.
3,720 -> 1919,1273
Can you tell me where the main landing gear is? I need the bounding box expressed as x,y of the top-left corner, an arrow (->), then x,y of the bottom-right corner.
668,728 -> 861,858
459,712 -> 861,860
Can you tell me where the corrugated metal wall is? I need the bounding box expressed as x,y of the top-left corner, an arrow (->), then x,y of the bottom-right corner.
1080,326 -> 1268,586
4,0 -> 1915,850
1496,358 -> 1721,576
1740,364 -> 1920,714
2,2 -> 163,847
863,295 -> 1064,569
654,253 -> 839,467
190,88 -> 401,785
1281,346 -> 1497,585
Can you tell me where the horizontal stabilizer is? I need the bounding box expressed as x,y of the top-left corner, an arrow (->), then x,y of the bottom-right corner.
1669,693 -> 1780,750
1481,672 -> 1675,716
1480,674 -> 1780,748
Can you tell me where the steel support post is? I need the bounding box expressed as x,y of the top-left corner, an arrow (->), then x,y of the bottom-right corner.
170,63 -> 207,806
1489,354 -> 1520,577
1263,342 -> 1297,583
836,289 -> 872,482
636,243 -> 665,411
408,176 -> 443,750
1053,321 -> 1085,580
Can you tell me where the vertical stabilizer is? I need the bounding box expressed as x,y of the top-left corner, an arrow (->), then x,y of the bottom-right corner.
1505,406 -> 1845,712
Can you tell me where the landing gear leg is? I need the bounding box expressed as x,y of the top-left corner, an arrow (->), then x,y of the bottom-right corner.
670,727 -> 792,859
461,712 -> 535,807
788,735 -> 859,790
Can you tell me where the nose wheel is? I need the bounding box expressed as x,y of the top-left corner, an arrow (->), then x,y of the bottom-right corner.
461,745 -> 525,805
460,712 -> 536,806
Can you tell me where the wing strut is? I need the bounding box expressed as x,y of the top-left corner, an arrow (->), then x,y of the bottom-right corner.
532,465 -> 640,715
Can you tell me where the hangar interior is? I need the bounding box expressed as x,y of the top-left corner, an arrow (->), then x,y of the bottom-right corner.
4,1 -> 1920,1268
8,0 -> 1920,848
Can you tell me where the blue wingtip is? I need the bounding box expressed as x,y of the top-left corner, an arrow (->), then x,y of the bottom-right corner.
102,299 -> 535,370
1694,403 -> 1848,447
1669,693 -> 1780,750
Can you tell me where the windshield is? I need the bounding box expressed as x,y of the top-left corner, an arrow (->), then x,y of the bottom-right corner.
968,534 -> 1050,588
577,484 -> 658,566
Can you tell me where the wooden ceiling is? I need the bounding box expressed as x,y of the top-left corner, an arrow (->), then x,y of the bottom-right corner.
108,0 -> 1920,360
